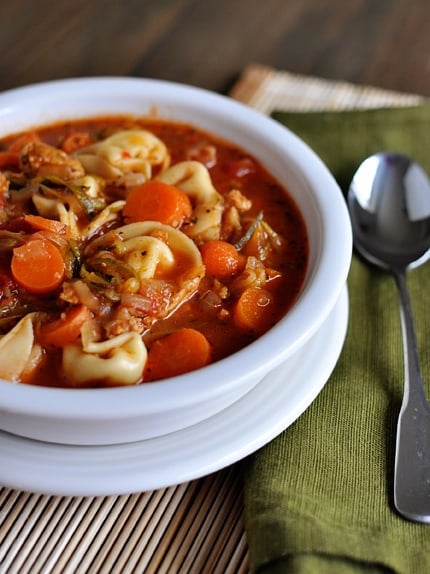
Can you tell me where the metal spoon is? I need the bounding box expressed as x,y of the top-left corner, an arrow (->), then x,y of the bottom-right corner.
347,152 -> 430,522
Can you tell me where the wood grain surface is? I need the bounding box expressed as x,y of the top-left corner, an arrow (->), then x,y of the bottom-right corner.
0,0 -> 428,95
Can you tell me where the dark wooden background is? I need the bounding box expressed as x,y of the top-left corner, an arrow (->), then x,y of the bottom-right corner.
0,0 -> 428,96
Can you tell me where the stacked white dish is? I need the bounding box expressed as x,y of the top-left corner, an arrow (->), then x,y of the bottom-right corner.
0,78 -> 352,495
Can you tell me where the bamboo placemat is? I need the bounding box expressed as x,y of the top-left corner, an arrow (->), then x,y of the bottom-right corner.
0,64 -> 422,574
230,63 -> 423,112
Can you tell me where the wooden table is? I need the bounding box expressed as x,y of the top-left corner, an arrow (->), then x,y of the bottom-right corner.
0,0 -> 429,97
0,1 -> 429,572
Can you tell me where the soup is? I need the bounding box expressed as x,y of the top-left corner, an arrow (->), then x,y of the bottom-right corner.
0,117 -> 308,387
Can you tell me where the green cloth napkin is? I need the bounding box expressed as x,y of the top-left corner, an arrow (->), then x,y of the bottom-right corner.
243,105 -> 430,573
273,105 -> 430,191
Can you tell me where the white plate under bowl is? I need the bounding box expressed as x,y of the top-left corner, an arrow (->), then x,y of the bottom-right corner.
0,285 -> 348,496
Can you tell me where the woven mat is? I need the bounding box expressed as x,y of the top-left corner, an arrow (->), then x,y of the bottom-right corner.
0,64 -> 421,574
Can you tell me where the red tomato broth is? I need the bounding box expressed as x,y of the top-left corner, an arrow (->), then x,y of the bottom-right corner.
0,116 -> 308,387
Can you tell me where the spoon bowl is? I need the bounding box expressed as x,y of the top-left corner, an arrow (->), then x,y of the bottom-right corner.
348,151 -> 430,523
348,152 -> 430,270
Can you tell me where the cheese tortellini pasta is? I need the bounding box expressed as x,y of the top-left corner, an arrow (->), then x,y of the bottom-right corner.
62,331 -> 147,387
157,161 -> 224,242
74,129 -> 170,181
0,314 -> 35,382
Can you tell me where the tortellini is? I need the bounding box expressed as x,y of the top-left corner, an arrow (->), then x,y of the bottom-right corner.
74,129 -> 170,180
62,332 -> 147,387
156,161 -> 224,242
0,314 -> 35,382
85,221 -> 205,316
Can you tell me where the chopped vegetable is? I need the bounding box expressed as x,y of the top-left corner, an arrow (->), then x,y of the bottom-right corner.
37,304 -> 93,348
123,180 -> 192,227
200,239 -> 242,278
145,327 -> 211,380
23,214 -> 70,236
234,210 -> 264,250
233,287 -> 276,334
11,238 -> 66,294
85,256 -> 136,283
38,175 -> 105,218
68,179 -> 106,217
0,230 -> 26,252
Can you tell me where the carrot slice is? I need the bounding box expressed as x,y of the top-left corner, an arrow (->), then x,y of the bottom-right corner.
233,287 -> 276,334
200,239 -> 242,278
123,180 -> 192,227
145,327 -> 211,380
11,238 -> 66,294
38,305 -> 93,348
23,214 -> 70,236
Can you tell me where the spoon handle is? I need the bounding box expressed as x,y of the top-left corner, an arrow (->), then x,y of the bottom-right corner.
393,268 -> 430,522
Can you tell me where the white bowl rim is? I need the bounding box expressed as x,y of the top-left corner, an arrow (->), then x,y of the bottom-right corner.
0,76 -> 352,419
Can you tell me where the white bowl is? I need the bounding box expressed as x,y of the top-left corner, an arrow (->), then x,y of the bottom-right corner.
0,77 -> 352,445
